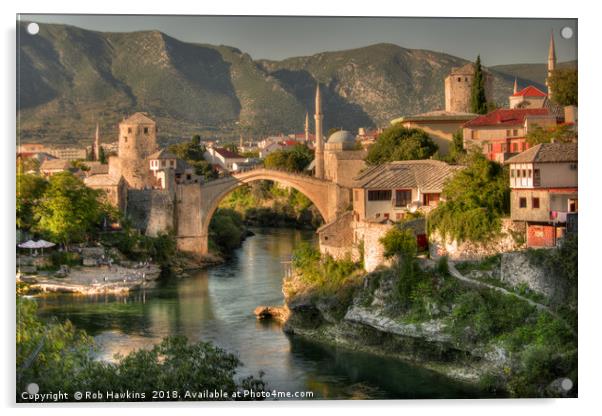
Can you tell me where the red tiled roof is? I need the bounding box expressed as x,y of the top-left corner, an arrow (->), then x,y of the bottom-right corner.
512,85 -> 547,97
463,108 -> 550,128
213,147 -> 244,159
281,140 -> 299,146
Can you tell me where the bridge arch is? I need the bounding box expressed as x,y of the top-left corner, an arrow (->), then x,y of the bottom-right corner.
175,168 -> 344,257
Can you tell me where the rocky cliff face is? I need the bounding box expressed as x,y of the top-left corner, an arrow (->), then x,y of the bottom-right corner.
18,22 -> 561,146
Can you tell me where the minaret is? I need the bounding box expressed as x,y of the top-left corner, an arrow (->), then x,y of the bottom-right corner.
314,84 -> 324,179
94,122 -> 101,161
546,31 -> 557,100
304,112 -> 310,143
513,77 -> 518,95
239,135 -> 244,151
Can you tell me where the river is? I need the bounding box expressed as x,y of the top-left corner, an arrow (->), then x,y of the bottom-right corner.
36,227 -> 487,400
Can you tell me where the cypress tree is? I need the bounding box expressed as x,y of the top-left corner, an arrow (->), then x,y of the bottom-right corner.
471,55 -> 488,114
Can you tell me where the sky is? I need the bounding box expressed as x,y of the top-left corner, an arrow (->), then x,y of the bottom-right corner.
19,15 -> 577,66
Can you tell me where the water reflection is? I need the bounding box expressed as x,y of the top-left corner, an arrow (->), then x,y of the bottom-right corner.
36,227 -> 489,399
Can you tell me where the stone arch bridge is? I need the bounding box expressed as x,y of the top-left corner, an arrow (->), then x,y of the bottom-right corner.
175,168 -> 350,256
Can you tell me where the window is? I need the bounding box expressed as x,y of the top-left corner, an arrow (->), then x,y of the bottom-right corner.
512,143 -> 518,153
527,169 -> 532,178
457,77 -> 462,82
128,127 -> 132,133
368,190 -> 392,201
170,160 -> 175,167
517,169 -> 522,178
533,169 -> 541,186
522,169 -> 527,178
395,190 -> 412,207
513,129 -> 518,136
144,127 -> 149,134
532,197 -> 540,209
384,213 -> 390,219
510,169 -> 515,178
162,160 -> 166,167
506,129 -> 511,136
519,197 -> 527,208
375,213 -> 380,218
471,130 -> 478,140
124,136 -> 128,143
465,77 -> 468,81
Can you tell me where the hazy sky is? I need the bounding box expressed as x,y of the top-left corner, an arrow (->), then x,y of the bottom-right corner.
19,15 -> 577,65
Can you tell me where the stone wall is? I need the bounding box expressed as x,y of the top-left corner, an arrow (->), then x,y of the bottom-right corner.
127,189 -> 174,236
318,211 -> 358,261
429,219 -> 525,261
500,251 -> 567,302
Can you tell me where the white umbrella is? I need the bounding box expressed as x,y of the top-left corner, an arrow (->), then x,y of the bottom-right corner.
35,240 -> 56,249
17,240 -> 38,256
18,240 -> 38,249
35,239 -> 56,255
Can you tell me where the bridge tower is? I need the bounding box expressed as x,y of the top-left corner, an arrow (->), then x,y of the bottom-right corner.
314,84 -> 325,179
117,112 -> 158,189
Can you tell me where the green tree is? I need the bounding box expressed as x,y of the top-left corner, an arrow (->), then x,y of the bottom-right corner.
16,298 -> 265,401
191,134 -> 201,146
548,69 -> 578,106
526,124 -> 576,145
380,227 -> 417,260
263,144 -> 313,172
470,55 -> 489,115
33,172 -> 105,246
365,125 -> 438,165
428,152 -> 510,242
16,174 -> 48,230
447,129 -> 467,164
98,146 -> 107,164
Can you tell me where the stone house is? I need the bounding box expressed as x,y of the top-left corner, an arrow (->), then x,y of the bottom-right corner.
391,111 -> 478,156
505,142 -> 578,247
203,146 -> 247,172
39,159 -> 74,177
351,160 -> 463,222
462,108 -> 558,163
509,85 -> 548,109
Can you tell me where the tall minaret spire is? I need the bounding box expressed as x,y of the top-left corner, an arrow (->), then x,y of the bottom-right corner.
94,122 -> 101,161
546,30 -> 557,100
304,112 -> 310,143
314,84 -> 325,179
513,77 -> 518,95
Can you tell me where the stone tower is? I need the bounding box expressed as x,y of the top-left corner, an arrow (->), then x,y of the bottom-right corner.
444,63 -> 493,113
94,122 -> 101,161
117,112 -> 158,189
546,31 -> 557,100
314,84 -> 325,179
305,112 -> 310,143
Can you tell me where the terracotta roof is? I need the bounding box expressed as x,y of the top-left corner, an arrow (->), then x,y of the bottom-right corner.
149,149 -> 177,160
354,160 -> 463,193
40,159 -> 71,171
122,112 -> 155,125
463,108 -> 550,128
213,147 -> 244,159
513,85 -> 547,97
504,143 -> 578,164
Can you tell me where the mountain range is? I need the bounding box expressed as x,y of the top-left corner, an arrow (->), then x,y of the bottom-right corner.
17,22 -> 576,146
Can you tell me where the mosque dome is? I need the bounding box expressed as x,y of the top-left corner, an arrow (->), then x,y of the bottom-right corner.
327,130 -> 356,149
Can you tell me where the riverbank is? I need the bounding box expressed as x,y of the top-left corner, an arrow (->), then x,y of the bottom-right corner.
18,263 -> 162,295
279,245 -> 578,398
